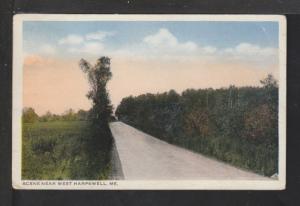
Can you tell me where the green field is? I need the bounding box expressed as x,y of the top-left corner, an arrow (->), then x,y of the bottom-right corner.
22,121 -> 111,180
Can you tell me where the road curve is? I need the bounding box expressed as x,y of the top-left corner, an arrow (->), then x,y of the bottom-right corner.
109,121 -> 269,180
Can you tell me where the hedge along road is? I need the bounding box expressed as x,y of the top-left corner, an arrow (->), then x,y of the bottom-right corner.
109,121 -> 270,180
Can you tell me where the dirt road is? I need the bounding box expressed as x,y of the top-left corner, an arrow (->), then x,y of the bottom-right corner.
109,121 -> 269,180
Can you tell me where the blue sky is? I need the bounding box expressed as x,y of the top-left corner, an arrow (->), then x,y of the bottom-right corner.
24,21 -> 278,55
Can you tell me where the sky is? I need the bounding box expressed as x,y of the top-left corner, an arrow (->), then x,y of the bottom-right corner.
23,21 -> 279,115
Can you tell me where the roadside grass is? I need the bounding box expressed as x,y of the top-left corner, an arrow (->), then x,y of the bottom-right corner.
22,121 -> 111,180
172,134 -> 277,176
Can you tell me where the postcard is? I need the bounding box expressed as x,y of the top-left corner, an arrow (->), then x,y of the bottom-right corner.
12,14 -> 286,190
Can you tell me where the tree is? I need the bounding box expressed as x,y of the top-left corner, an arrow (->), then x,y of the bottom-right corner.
79,56 -> 113,157
79,57 -> 113,124
258,74 -> 278,144
260,74 -> 278,89
62,109 -> 76,121
39,111 -> 56,122
260,74 -> 278,113
77,109 -> 88,121
22,107 -> 39,123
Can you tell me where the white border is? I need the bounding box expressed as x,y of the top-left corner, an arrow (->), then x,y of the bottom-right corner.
12,14 -> 286,190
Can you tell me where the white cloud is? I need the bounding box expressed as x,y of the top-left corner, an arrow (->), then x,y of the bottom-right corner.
59,31 -> 114,56
142,29 -> 276,62
144,28 -> 177,47
59,34 -> 84,45
68,42 -> 104,55
56,29 -> 277,67
215,43 -> 278,67
143,28 -> 198,52
59,31 -> 113,46
140,28 -> 223,61
39,44 -> 56,55
202,46 -> 217,54
85,31 -> 114,41
222,43 -> 277,57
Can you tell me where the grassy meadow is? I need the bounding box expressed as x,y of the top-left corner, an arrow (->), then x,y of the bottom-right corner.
22,121 -> 111,180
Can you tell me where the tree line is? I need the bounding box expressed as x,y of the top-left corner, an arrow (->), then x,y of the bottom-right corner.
115,74 -> 278,176
22,108 -> 89,123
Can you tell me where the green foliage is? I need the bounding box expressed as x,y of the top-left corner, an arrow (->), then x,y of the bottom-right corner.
23,108 -> 90,123
116,75 -> 279,176
22,107 -> 39,123
79,57 -> 113,124
22,121 -> 111,180
77,109 -> 89,121
38,109 -> 89,122
78,56 -> 114,177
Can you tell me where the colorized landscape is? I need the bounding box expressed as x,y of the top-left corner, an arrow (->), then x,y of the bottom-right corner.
22,20 -> 280,180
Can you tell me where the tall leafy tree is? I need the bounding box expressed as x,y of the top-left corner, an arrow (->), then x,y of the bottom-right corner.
79,57 -> 113,125
79,56 -> 113,170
